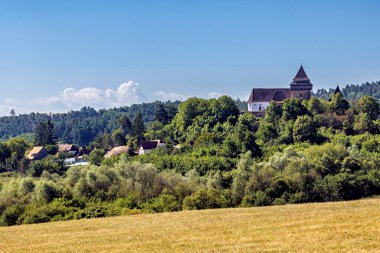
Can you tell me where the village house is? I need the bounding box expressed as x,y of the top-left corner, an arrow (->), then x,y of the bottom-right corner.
58,144 -> 79,156
76,147 -> 91,158
26,146 -> 48,161
105,146 -> 132,158
248,65 -> 313,116
139,140 -> 166,155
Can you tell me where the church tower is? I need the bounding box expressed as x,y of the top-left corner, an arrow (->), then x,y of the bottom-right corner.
290,65 -> 313,100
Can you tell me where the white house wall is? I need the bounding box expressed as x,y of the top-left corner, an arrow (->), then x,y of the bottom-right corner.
248,102 -> 270,112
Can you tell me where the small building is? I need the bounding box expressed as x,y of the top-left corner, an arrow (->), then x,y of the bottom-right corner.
173,144 -> 183,149
248,65 -> 313,116
334,85 -> 342,95
27,147 -> 48,161
105,146 -> 131,158
139,140 -> 166,155
58,144 -> 79,156
76,147 -> 91,158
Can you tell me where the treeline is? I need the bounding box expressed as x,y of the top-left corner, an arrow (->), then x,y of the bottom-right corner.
0,102 -> 179,145
313,81 -> 380,101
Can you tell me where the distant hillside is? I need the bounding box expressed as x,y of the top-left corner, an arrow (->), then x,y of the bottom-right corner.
312,81 -> 380,101
0,101 -> 180,146
0,99 -> 246,146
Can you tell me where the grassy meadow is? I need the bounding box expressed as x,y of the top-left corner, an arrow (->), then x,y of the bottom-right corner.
1,198 -> 380,252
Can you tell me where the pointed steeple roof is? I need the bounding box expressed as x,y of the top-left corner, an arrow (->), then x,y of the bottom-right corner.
293,65 -> 310,81
334,85 -> 342,95
290,65 -> 313,88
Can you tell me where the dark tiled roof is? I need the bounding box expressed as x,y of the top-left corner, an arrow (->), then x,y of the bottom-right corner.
291,65 -> 313,86
248,88 -> 291,102
58,144 -> 79,153
272,90 -> 288,101
105,146 -> 130,158
26,147 -> 47,160
334,85 -> 342,95
293,65 -> 309,80
141,141 -> 159,150
77,147 -> 91,156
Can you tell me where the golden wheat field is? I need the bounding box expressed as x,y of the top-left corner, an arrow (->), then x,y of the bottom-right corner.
1,198 -> 380,253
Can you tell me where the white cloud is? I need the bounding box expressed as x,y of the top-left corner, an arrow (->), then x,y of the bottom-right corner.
207,92 -> 225,99
0,81 -> 147,116
0,80 -> 233,116
153,91 -> 189,101
114,81 -> 146,103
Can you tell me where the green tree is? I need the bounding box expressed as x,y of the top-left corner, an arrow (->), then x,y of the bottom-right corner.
28,157 -> 62,177
117,114 -> 132,134
0,143 -> 11,165
356,95 -> 379,120
34,120 -> 56,146
264,102 -> 282,123
182,188 -> 226,210
88,149 -> 105,165
7,137 -> 29,159
354,113 -> 375,133
174,97 -> 210,130
255,122 -> 278,145
154,103 -> 169,125
35,181 -> 62,203
282,98 -> 308,121
330,92 -> 349,115
212,96 -> 240,123
111,129 -> 126,146
132,111 -> 146,143
293,115 -> 316,142
308,97 -> 325,115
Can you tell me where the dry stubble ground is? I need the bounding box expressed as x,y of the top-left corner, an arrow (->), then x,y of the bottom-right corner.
1,198 -> 380,253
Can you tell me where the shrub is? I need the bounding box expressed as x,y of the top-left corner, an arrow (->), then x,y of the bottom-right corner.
182,188 -> 226,210
18,178 -> 35,196
114,194 -> 142,209
272,198 -> 286,205
35,181 -> 62,203
241,190 -> 272,207
143,194 -> 181,213
27,157 -> 61,177
0,204 -> 24,226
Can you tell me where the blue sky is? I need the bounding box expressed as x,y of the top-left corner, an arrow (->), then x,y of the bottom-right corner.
0,0 -> 379,114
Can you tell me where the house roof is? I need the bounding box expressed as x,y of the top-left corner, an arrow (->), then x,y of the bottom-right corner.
77,147 -> 91,156
248,88 -> 291,102
140,140 -> 159,150
105,146 -> 131,158
334,85 -> 342,95
58,144 -> 79,153
26,146 -> 46,159
290,65 -> 313,86
293,65 -> 309,80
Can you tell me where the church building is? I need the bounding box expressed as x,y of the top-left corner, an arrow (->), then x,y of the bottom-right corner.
247,66 -> 313,115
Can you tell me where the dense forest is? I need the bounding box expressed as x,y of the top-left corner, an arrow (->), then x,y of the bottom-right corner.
0,102 -> 180,146
0,99 -> 247,146
312,81 -> 380,101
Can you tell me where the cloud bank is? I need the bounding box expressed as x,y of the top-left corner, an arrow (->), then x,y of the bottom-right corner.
0,81 -> 231,116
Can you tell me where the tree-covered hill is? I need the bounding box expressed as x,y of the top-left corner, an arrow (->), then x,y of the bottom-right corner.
0,102 -> 179,146
313,81 -> 380,101
0,79 -> 378,146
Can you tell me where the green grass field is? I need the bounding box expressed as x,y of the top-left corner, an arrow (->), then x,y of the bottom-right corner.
1,198 -> 380,252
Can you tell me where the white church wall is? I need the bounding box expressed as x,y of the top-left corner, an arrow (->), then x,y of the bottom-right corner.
248,102 -> 270,112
